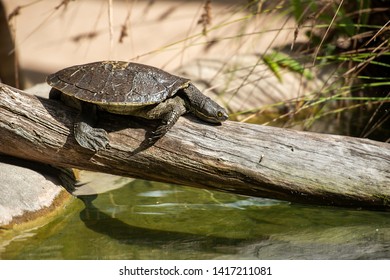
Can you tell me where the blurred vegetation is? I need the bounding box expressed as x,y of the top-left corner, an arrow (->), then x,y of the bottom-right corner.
239,0 -> 389,141
0,0 -> 389,141
286,0 -> 390,141
0,0 -> 22,88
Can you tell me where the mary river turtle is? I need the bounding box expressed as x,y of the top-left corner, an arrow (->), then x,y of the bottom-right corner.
47,61 -> 228,151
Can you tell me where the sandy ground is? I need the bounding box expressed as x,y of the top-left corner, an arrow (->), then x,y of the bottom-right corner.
3,0 -> 301,87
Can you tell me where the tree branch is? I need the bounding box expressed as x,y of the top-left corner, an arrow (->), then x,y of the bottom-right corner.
1,83 -> 389,209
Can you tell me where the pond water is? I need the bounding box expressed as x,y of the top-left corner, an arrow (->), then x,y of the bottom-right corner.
1,177 -> 390,259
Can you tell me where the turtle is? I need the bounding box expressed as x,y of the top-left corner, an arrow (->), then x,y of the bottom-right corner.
46,61 -> 228,151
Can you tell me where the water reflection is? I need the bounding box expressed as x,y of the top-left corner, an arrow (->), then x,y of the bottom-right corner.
1,176 -> 390,259
78,194 -> 254,255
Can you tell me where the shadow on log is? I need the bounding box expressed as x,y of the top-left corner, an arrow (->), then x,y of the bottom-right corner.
0,82 -> 389,209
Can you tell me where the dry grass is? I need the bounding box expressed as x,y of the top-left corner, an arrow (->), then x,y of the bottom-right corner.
2,0 -> 389,141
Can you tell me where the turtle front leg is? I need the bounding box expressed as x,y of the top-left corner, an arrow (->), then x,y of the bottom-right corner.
149,110 -> 182,143
74,103 -> 110,152
146,96 -> 187,143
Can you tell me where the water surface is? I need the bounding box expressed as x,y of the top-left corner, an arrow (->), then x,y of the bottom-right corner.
1,178 -> 389,259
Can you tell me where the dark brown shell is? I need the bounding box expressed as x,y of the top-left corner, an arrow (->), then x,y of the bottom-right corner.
46,61 -> 190,106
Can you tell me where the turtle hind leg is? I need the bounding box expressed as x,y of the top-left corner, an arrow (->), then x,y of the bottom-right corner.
74,102 -> 109,152
74,121 -> 109,152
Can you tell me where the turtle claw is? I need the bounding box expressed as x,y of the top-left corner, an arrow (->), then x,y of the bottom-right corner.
148,129 -> 165,144
74,122 -> 109,152
148,122 -> 169,144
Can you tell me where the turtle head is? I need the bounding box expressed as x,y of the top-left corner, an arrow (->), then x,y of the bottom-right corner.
192,97 -> 229,124
182,83 -> 228,123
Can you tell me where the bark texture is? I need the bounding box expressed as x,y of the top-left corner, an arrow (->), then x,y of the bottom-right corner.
0,83 -> 389,209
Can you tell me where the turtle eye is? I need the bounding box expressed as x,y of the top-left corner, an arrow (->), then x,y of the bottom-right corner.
217,111 -> 228,121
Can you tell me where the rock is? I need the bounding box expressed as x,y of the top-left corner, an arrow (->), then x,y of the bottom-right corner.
71,170 -> 134,196
24,82 -> 51,98
0,157 -> 72,228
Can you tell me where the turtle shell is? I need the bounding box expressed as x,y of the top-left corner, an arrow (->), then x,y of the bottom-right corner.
47,61 -> 190,108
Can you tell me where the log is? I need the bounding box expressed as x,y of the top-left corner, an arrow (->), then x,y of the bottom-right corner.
0,82 -> 389,209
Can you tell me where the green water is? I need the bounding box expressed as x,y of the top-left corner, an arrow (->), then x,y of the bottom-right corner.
1,179 -> 390,259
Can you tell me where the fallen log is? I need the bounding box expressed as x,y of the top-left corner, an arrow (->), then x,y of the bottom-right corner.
0,82 -> 389,209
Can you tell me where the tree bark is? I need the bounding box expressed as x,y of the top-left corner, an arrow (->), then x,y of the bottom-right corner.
0,82 -> 389,209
